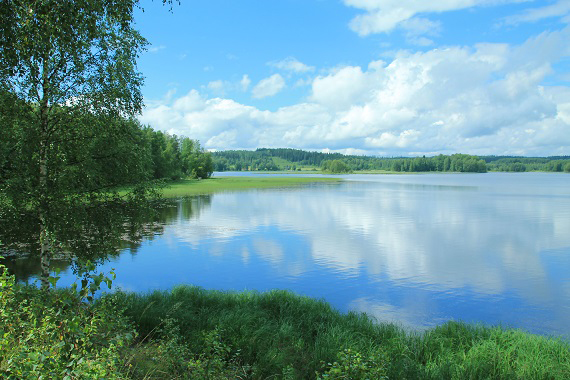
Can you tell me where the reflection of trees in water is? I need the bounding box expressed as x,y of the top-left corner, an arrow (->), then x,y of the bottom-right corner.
0,195 -> 212,282
149,195 -> 212,224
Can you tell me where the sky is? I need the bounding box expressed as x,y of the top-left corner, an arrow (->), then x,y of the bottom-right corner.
135,0 -> 570,157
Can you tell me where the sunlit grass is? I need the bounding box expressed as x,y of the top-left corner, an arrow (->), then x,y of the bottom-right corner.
160,176 -> 342,197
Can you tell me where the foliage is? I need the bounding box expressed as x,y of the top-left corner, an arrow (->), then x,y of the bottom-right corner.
0,0 -> 146,113
125,322 -> 245,379
483,156 -> 570,172
0,258 -> 135,378
213,148 -> 489,173
2,268 -> 569,379
0,0 -> 150,288
141,128 -> 214,181
318,348 -> 388,379
115,285 -> 570,379
215,148 -> 570,174
322,159 -> 352,174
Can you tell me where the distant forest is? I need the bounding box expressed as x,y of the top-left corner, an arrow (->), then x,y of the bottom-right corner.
212,148 -> 570,173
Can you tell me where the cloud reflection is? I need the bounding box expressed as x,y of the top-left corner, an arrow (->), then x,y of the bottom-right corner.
162,173 -> 570,335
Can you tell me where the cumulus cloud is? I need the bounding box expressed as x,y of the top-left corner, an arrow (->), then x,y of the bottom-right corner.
269,57 -> 315,73
141,28 -> 570,156
310,65 -> 374,110
343,0 -> 523,36
252,74 -> 286,99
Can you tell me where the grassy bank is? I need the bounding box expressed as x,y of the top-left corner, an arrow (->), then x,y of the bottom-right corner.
116,286 -> 570,379
3,274 -> 570,379
160,176 -> 341,197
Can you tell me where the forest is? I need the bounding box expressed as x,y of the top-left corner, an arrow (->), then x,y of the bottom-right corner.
213,148 -> 570,173
482,156 -> 570,172
0,99 -> 214,237
0,102 -> 213,192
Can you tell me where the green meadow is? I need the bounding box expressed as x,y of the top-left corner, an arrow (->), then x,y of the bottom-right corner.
159,176 -> 342,197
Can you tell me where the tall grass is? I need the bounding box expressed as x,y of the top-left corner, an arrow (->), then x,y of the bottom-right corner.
115,285 -> 570,379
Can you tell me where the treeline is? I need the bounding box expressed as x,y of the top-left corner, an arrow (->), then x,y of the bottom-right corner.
213,148 -> 570,173
141,127 -> 213,180
483,156 -> 570,172
212,148 -> 349,171
0,93 -> 213,205
212,148 -> 488,173
358,154 -> 487,173
212,150 -> 280,172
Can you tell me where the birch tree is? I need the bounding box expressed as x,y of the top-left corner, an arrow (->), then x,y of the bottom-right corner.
0,0 -> 149,288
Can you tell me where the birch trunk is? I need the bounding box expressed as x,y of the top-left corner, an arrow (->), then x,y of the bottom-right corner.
39,55 -> 51,290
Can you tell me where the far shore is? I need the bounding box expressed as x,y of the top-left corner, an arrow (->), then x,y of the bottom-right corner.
160,170 -> 568,197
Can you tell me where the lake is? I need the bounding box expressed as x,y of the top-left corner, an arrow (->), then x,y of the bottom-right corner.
30,172 -> 570,338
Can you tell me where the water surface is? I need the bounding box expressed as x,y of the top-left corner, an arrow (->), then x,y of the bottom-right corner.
47,173 -> 570,337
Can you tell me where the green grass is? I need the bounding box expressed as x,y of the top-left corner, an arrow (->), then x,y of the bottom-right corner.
160,176 -> 341,197
116,286 -> 570,379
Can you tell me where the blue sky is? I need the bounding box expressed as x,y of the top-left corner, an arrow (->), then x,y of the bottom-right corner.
135,0 -> 570,156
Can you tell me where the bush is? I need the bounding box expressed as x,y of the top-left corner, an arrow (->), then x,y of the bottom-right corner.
322,160 -> 352,174
318,348 -> 388,379
0,260 -> 135,379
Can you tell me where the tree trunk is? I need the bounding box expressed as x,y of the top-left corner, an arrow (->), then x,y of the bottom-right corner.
39,56 -> 51,290
39,152 -> 50,290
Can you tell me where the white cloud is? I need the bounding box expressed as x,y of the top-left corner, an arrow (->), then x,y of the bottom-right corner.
207,80 -> 227,95
148,44 -> 166,53
269,57 -> 315,73
240,75 -> 251,91
505,0 -> 570,25
252,74 -> 286,99
365,129 -> 421,148
310,65 -> 372,110
172,89 -> 205,112
141,28 -> 570,156
204,76 -> 253,95
294,78 -> 313,87
343,0 -> 524,36
399,17 -> 442,46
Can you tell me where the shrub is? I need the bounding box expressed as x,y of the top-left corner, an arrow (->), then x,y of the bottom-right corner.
0,260 -> 135,379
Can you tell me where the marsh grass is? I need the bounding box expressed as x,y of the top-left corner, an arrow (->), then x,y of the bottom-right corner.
160,177 -> 342,197
115,286 -> 570,379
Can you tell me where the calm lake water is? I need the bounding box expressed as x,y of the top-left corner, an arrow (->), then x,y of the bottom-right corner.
53,173 -> 570,337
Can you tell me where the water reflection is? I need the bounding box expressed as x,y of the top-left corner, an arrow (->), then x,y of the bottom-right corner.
4,173 -> 570,337
169,180 -> 568,293
153,174 -> 570,336
0,195 -> 212,281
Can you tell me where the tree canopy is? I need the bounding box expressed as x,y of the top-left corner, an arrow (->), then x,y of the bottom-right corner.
0,0 -> 210,288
